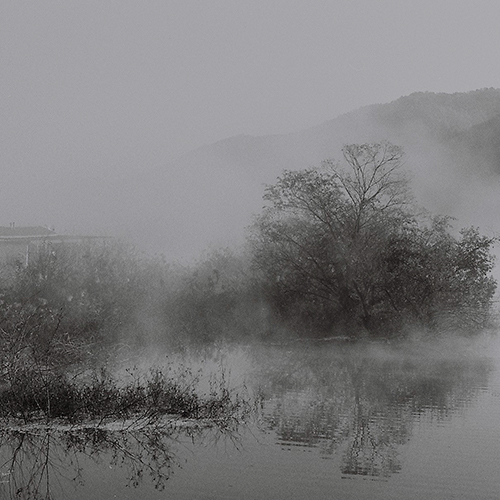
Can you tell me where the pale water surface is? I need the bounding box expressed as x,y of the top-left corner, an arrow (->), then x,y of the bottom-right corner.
1,334 -> 499,499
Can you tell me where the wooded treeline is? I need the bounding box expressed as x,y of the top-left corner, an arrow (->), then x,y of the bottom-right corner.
0,142 -> 496,381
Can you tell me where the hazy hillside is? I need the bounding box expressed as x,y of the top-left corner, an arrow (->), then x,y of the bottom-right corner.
451,113 -> 500,175
129,88 -> 500,257
3,89 -> 500,259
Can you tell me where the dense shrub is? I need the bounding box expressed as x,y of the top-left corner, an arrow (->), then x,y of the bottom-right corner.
161,249 -> 266,344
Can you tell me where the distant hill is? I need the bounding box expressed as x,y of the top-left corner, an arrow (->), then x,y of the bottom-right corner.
128,88 -> 500,257
3,89 -> 500,259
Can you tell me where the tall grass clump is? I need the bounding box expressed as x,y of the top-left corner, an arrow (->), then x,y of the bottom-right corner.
0,364 -> 251,428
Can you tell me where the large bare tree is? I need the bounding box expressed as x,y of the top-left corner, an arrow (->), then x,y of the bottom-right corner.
250,142 -> 496,336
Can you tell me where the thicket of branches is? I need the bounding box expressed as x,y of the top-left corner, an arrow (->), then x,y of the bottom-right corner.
0,243 -> 252,424
0,241 -> 260,394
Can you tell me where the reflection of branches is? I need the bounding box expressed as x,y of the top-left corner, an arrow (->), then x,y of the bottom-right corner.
0,430 -> 62,500
257,342 -> 492,478
61,426 -> 179,490
0,424 -> 214,500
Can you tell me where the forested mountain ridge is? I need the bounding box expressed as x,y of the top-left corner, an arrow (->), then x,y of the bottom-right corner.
370,88 -> 500,136
163,87 -> 500,189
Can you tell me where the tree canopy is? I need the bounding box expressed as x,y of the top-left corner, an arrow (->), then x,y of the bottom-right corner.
250,142 -> 497,337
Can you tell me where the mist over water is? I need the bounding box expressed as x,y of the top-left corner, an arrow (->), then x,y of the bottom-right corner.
2,333 -> 499,499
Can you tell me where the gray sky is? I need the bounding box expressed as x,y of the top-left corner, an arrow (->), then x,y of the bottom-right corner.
2,0 -> 500,173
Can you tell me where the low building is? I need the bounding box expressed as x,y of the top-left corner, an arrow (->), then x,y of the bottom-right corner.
0,224 -> 110,266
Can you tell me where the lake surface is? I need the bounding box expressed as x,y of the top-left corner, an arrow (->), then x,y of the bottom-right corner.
1,334 -> 500,499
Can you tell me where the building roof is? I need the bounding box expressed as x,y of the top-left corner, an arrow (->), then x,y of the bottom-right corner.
0,226 -> 55,237
0,226 -> 111,243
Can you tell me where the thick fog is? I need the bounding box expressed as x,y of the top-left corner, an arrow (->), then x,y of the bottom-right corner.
2,1 -> 500,260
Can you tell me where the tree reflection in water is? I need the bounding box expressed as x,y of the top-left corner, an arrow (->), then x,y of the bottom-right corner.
0,423 -> 226,500
253,341 -> 492,478
0,341 -> 493,497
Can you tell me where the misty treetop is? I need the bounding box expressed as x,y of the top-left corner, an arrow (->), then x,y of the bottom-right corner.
250,142 -> 497,337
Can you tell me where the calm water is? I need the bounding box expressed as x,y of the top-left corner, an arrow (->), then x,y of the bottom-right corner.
1,334 -> 500,499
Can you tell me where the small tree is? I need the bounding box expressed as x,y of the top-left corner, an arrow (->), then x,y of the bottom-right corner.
250,142 -> 497,336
